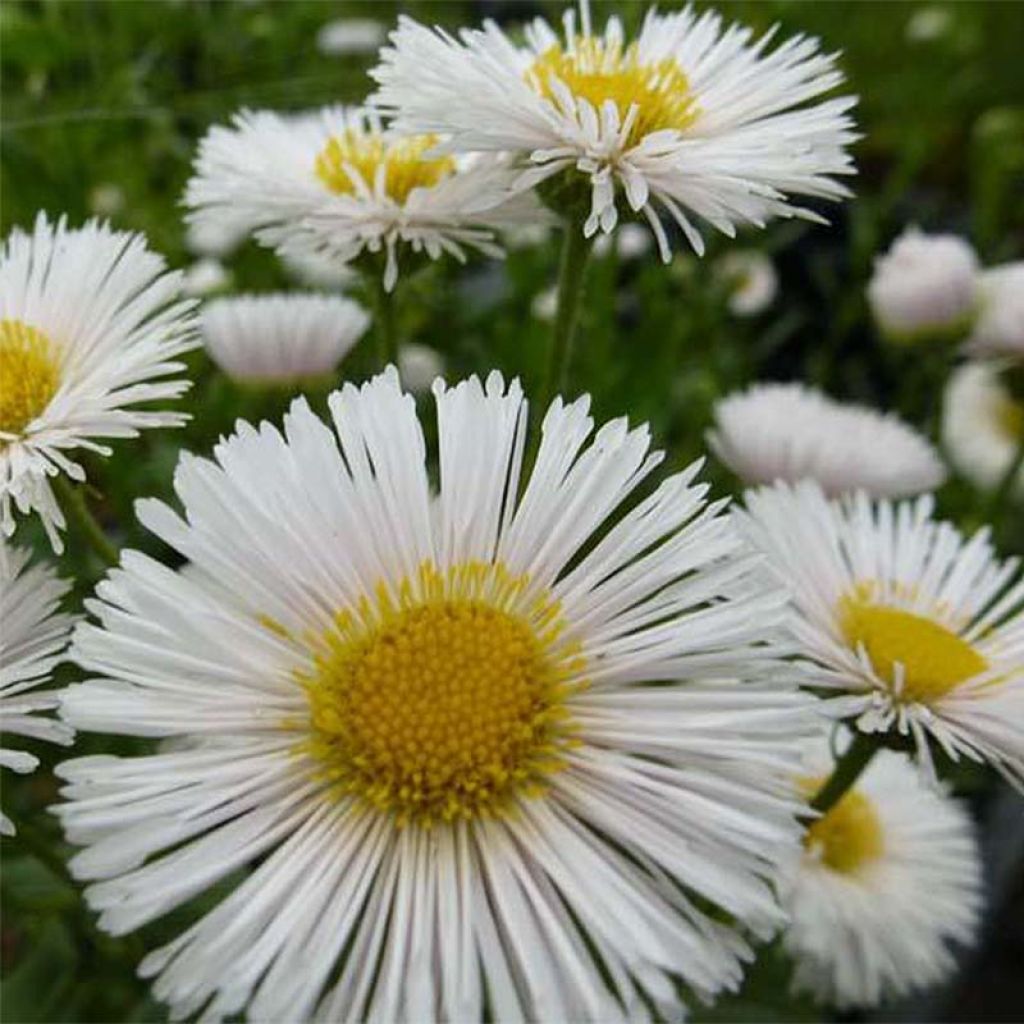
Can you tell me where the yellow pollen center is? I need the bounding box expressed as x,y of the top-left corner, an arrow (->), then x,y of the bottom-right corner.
994,396 -> 1024,442
839,589 -> 988,703
315,131 -> 456,205
0,319 -> 60,436
299,561 -> 585,826
801,780 -> 884,874
527,38 -> 698,149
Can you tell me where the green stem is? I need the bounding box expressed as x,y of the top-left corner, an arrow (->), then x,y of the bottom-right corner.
986,431 -> 1024,523
809,731 -> 879,815
53,477 -> 119,567
539,216 -> 594,412
369,272 -> 400,371
7,814 -> 76,888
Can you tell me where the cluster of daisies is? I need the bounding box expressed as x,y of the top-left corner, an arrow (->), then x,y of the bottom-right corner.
1,3 -> 1021,1022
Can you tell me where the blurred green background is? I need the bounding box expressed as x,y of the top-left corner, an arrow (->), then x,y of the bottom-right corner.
2,1 -> 1024,1021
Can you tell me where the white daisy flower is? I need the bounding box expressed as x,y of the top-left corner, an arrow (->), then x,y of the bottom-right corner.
708,383 -> 946,498
735,481 -> 1024,785
201,294 -> 370,386
967,261 -> 1024,360
316,17 -> 386,57
397,341 -> 444,393
868,227 -> 979,344
1,540 -> 75,836
943,361 -> 1024,500
0,214 -> 197,551
184,218 -> 248,260
370,2 -> 857,259
57,369 -> 812,1022
279,248 -> 358,291
783,734 -> 981,1008
715,249 -> 778,316
185,106 -> 539,292
181,257 -> 230,298
531,284 -> 559,321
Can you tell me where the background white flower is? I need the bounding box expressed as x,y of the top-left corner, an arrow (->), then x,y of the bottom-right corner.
316,17 -> 386,57
371,3 -> 857,258
715,250 -> 779,316
181,257 -> 230,298
709,382 -> 946,497
966,262 -> 1024,359
397,341 -> 444,392
0,540 -> 75,835
0,214 -> 197,550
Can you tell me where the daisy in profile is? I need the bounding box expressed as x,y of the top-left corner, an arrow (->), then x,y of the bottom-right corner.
201,294 -> 369,387
1,541 -> 75,835
0,214 -> 197,550
371,2 -> 857,258
735,482 -> 1024,784
708,383 -> 946,498
783,733 -> 981,1008
185,106 -> 539,292
943,362 -> 1024,500
58,370 -> 812,1022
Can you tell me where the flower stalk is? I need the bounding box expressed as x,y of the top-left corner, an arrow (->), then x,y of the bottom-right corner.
809,730 -> 880,815
54,476 -> 119,568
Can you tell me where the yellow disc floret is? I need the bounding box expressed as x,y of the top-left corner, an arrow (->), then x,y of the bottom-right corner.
802,781 -> 884,874
527,38 -> 698,149
315,131 -> 456,205
299,560 -> 586,826
840,587 -> 988,703
0,319 -> 60,437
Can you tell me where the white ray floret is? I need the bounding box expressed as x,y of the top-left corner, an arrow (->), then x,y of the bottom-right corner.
201,294 -> 369,386
1,540 -> 75,835
185,106 -> 541,292
709,383 -> 946,498
735,481 -> 1024,785
371,2 -> 858,258
783,733 -> 981,1008
57,369 -> 813,1022
0,213 -> 197,551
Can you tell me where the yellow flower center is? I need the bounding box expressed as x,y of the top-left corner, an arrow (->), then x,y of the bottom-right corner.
839,588 -> 988,703
314,131 -> 456,205
994,395 -> 1024,442
526,38 -> 698,149
0,319 -> 61,437
299,561 -> 585,826
802,780 -> 884,874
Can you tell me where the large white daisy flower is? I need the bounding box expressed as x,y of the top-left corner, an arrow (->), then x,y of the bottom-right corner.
783,734 -> 981,1008
1,540 -> 75,836
57,369 -> 812,1022
201,294 -> 370,386
185,106 -> 540,292
943,362 -> 1024,500
0,214 -> 197,550
370,3 -> 857,258
735,482 -> 1024,784
708,383 -> 946,498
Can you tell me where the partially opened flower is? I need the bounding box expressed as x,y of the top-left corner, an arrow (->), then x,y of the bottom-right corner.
58,369 -> 811,1022
709,383 -> 945,498
201,294 -> 369,386
371,3 -> 857,258
735,482 -> 1024,784
185,106 -> 539,291
1,540 -> 75,835
966,262 -> 1024,360
0,214 -> 197,550
783,734 -> 981,1008
943,361 -> 1024,500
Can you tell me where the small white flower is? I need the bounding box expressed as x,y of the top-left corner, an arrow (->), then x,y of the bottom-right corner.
184,218 -> 248,259
201,294 -> 369,385
709,383 -> 945,498
905,6 -> 954,43
735,482 -> 1024,785
943,361 -> 1024,499
0,214 -> 197,550
783,734 -> 981,1008
185,106 -> 540,292
715,249 -> 778,316
0,540 -> 75,836
868,227 -> 979,342
616,222 -> 653,260
88,183 -> 125,218
397,342 -> 444,392
181,257 -> 230,297
531,285 -> 558,321
966,261 -> 1024,359
371,3 -> 857,259
316,17 -> 386,57
279,249 -> 358,291
504,222 -> 554,251
58,369 -> 811,1022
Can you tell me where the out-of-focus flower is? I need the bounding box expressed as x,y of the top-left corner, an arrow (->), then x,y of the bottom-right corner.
397,342 -> 444,392
966,262 -> 1024,360
594,222 -> 654,260
0,214 -> 197,550
372,4 -> 857,259
503,222 -> 553,251
201,294 -> 369,386
943,361 -> 1024,500
715,250 -> 778,316
531,286 -> 558,321
868,227 -> 979,343
88,183 -> 125,218
709,383 -> 945,497
783,733 -> 981,1008
316,17 -> 386,56
182,258 -> 230,297
279,249 -> 357,291
184,218 -> 248,259
905,6 -> 954,43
